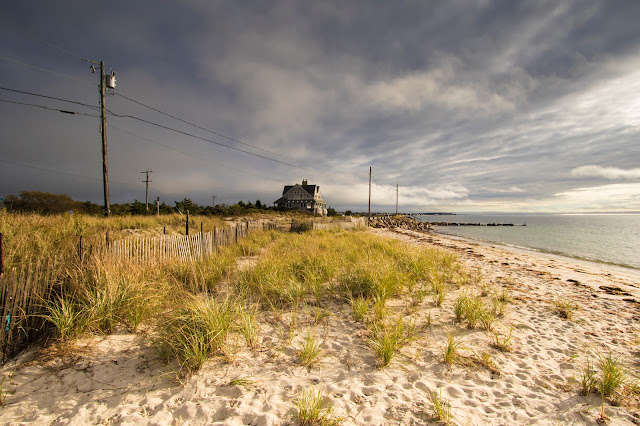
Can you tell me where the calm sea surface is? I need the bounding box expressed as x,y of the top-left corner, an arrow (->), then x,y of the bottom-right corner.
415,214 -> 640,270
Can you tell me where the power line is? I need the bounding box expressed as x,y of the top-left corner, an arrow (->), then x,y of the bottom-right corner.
109,124 -> 289,184
0,98 -> 99,117
0,84 -> 325,175
0,86 -> 99,111
34,38 -> 87,61
10,34 -> 303,164
0,159 -> 101,181
0,157 -> 172,196
109,111 -> 325,174
0,56 -> 94,86
113,92 -> 300,162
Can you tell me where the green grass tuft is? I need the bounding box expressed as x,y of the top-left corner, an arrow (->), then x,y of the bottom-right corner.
598,352 -> 625,397
298,332 -> 324,367
293,387 -> 343,426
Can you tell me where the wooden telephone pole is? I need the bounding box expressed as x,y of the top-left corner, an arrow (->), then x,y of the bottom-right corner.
87,59 -> 116,217
141,170 -> 153,211
100,61 -> 110,217
368,167 -> 372,227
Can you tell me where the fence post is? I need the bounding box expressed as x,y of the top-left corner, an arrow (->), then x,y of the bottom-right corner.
200,222 -> 204,255
78,235 -> 83,262
0,232 -> 4,277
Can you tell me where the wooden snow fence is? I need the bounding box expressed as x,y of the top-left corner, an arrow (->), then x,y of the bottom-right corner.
1,259 -> 59,363
105,220 -> 278,264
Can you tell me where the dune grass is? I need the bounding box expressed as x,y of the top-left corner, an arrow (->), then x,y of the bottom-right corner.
598,353 -> 626,397
298,332 -> 324,367
442,330 -> 464,364
5,212 -> 472,378
555,298 -> 579,320
429,389 -> 452,423
293,387 -> 343,426
368,317 -> 415,368
157,296 -> 238,375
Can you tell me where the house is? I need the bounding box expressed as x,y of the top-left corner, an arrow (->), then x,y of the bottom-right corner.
274,179 -> 328,216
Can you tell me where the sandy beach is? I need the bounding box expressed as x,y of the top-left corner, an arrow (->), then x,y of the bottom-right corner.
1,227 -> 639,425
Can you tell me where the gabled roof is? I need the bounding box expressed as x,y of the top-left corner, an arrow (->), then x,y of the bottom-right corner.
281,184 -> 317,197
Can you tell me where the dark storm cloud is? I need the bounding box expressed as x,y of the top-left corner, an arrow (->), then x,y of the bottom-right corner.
1,0 -> 640,212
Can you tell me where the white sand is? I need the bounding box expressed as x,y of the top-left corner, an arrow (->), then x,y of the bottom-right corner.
1,228 -> 639,425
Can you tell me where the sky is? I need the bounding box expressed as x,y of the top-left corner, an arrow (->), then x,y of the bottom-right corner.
1,0 -> 639,213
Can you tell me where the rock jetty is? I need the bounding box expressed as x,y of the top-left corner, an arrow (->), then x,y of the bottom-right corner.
369,215 -> 432,231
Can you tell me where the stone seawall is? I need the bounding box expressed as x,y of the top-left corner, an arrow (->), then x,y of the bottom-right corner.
369,216 -> 432,232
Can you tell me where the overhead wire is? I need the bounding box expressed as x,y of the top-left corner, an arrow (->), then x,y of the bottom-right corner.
0,81 -> 327,176
0,86 -> 99,111
0,157 -> 173,197
107,110 -> 328,175
0,56 -> 95,86
0,86 -> 296,186
0,98 -> 99,117
33,38 -> 87,61
113,92 -> 300,162
5,38 -> 308,165
109,124 -> 289,185
3,41 -> 401,194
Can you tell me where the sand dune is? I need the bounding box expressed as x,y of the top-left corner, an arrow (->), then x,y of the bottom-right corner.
1,228 -> 639,425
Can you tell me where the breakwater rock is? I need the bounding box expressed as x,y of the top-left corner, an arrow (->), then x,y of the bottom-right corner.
430,222 -> 517,226
369,216 -> 433,231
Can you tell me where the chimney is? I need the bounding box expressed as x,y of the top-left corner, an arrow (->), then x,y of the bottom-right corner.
302,179 -> 308,186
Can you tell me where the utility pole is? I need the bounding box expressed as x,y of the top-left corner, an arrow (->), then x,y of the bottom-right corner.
156,196 -> 160,217
141,170 -> 153,211
396,183 -> 399,215
368,167 -> 372,227
88,60 -> 116,217
100,61 -> 110,217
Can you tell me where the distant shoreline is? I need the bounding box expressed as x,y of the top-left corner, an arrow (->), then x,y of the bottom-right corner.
429,226 -> 640,275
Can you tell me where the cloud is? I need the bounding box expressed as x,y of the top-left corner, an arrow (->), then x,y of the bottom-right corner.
554,183 -> 640,210
571,165 -> 640,180
360,67 -> 515,113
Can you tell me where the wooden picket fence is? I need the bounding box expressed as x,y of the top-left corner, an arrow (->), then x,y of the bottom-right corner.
103,220 -> 282,264
1,259 -> 60,363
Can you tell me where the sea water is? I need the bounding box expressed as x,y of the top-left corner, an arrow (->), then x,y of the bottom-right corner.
415,214 -> 640,270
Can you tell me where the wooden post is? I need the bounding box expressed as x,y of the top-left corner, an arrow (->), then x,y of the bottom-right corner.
200,222 -> 204,255
78,235 -> 83,262
368,166 -> 372,227
163,226 -> 166,235
0,232 -> 4,277
186,210 -> 190,235
100,61 -> 111,217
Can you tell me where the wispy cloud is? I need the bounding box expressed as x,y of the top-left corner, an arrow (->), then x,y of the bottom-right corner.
571,165 -> 640,180
554,183 -> 640,211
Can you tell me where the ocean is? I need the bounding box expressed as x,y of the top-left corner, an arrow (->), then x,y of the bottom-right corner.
414,213 -> 640,270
